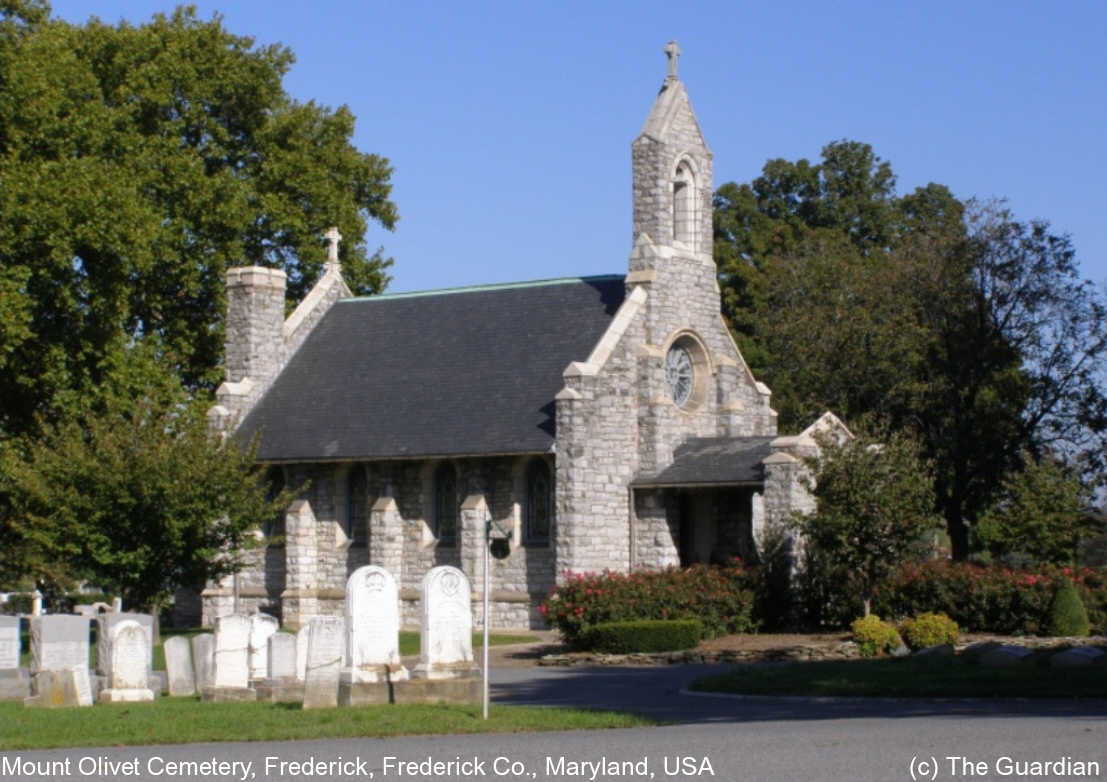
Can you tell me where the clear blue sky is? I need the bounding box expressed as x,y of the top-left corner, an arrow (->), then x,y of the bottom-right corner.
49,0 -> 1107,294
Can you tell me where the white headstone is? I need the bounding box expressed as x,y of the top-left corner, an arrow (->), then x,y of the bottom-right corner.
191,633 -> 215,691
415,566 -> 476,679
30,615 -> 88,673
27,666 -> 92,707
0,616 -> 19,670
72,665 -> 93,706
303,616 -> 344,709
295,625 -> 310,681
111,596 -> 123,613
267,633 -> 297,680
98,620 -> 154,703
31,591 -> 42,616
248,613 -> 279,680
344,565 -> 407,682
164,636 -> 196,695
212,615 -> 250,689
96,613 -> 154,677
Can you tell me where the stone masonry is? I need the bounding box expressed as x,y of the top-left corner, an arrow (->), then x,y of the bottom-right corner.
200,46 -> 827,630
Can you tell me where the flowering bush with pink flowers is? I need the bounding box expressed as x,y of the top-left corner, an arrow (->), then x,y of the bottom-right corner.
540,560 -> 759,648
873,561 -> 1106,635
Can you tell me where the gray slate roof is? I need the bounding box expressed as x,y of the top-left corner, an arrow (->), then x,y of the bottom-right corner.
239,276 -> 625,462
632,437 -> 774,488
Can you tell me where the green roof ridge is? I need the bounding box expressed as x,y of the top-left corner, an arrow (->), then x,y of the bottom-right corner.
342,274 -> 624,303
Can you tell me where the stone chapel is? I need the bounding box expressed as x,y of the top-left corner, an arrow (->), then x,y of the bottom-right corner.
198,44 -> 842,630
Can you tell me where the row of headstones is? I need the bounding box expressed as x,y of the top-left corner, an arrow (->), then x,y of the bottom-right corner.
194,564 -> 476,708
11,611 -> 158,707
7,563 -> 474,708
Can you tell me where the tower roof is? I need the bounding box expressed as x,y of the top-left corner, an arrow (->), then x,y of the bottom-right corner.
637,41 -> 709,151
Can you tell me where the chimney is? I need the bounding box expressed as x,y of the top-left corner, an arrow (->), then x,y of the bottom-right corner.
223,265 -> 286,391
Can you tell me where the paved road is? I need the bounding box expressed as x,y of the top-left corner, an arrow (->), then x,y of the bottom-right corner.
4,664 -> 1106,782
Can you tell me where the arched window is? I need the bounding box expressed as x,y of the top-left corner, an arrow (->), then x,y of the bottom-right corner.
345,466 -> 368,545
525,459 -> 552,546
672,160 -> 695,247
262,466 -> 286,539
433,463 -> 457,546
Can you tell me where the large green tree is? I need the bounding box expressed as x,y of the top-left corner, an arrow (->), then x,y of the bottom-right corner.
715,142 -> 1107,560
0,346 -> 290,609
0,1 -> 398,442
794,429 -> 940,617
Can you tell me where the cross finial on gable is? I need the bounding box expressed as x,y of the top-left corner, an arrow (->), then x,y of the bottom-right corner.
324,226 -> 342,269
664,40 -> 680,80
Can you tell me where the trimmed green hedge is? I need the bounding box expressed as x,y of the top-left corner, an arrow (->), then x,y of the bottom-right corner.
584,619 -> 703,654
541,561 -> 758,648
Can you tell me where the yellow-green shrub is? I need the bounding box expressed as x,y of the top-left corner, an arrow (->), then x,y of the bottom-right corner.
850,615 -> 901,657
899,612 -> 959,650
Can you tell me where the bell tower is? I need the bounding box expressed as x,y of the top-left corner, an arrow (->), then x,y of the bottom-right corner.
630,41 -> 713,267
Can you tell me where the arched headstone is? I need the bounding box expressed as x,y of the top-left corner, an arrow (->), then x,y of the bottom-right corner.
414,566 -> 478,679
98,620 -> 154,702
343,565 -> 408,683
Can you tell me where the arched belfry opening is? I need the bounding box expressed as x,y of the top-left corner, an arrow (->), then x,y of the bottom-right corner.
672,159 -> 696,249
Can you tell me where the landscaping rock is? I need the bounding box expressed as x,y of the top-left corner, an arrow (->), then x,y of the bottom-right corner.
1049,646 -> 1105,668
979,645 -> 1033,667
914,644 -> 955,660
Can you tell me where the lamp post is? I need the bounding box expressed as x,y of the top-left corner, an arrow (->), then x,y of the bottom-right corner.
483,514 -> 512,720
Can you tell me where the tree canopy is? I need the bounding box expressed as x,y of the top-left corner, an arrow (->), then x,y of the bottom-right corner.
794,429 -> 940,617
0,1 -> 398,443
0,1 -> 396,598
0,346 -> 290,609
715,141 -> 1107,560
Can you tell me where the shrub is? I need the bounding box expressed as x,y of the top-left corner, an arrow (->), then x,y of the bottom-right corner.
1048,578 -> 1090,637
583,619 -> 702,653
541,561 -> 758,648
872,560 -> 1107,635
899,612 -> 959,650
850,615 -> 901,657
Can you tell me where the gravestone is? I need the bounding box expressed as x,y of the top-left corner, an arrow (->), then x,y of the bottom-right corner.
302,616 -> 343,709
248,613 -> 279,681
31,591 -> 42,616
96,613 -> 154,678
98,620 -> 154,702
0,616 -> 19,670
111,597 -> 123,612
191,633 -> 215,691
343,565 -> 408,683
295,625 -> 310,681
414,566 -> 478,679
268,633 -> 297,680
0,616 -> 29,701
164,636 -> 196,696
211,615 -> 250,690
30,615 -> 89,674
25,667 -> 92,708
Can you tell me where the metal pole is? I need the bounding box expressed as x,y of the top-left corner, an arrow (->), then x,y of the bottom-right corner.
482,518 -> 490,720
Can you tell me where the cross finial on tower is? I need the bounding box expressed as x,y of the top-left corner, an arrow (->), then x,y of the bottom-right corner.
664,40 -> 680,80
323,226 -> 342,268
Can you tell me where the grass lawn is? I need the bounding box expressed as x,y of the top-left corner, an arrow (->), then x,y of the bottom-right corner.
690,655 -> 1107,699
1,699 -> 652,750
